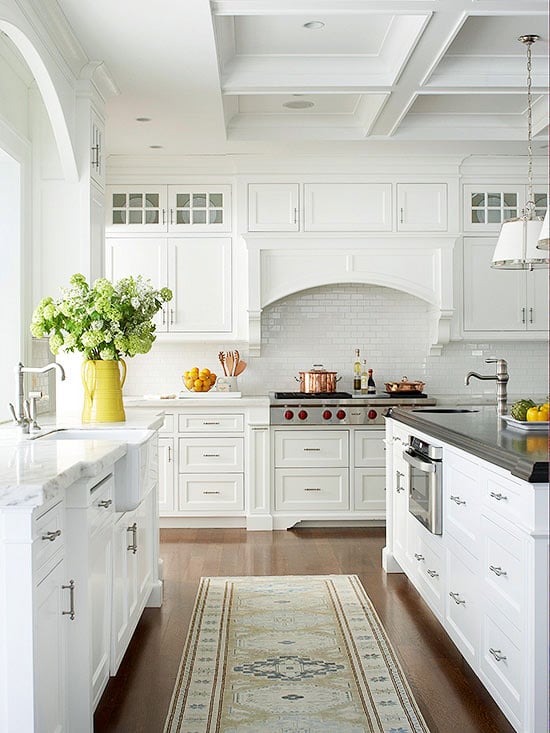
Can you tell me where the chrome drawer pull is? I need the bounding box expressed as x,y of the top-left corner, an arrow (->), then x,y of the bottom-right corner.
203,490 -> 221,495
304,488 -> 321,492
489,565 -> 507,577
450,495 -> 466,505
303,447 -> 321,451
393,436 -> 402,443
427,569 -> 439,578
489,648 -> 507,662
98,499 -> 112,508
203,453 -> 220,457
62,579 -> 76,620
414,553 -> 425,562
127,522 -> 138,554
396,470 -> 404,493
202,421 -> 220,425
449,591 -> 466,605
42,529 -> 61,542
490,491 -> 507,501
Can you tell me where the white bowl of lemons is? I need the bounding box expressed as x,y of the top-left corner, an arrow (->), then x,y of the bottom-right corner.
183,367 -> 217,392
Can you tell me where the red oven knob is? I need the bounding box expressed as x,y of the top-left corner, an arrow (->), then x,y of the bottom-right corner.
298,410 -> 308,420
322,410 -> 332,420
368,409 -> 378,420
336,409 -> 346,420
284,410 -> 294,420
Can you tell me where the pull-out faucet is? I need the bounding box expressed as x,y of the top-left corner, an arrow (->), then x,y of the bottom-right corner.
465,358 -> 509,416
9,362 -> 66,433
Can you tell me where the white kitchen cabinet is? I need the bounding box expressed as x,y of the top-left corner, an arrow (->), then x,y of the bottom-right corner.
111,490 -> 154,674
274,430 -> 349,468
158,436 -> 175,514
464,186 -> 547,232
397,183 -> 447,231
384,417 -> 549,733
106,185 -> 231,233
0,499 -> 69,733
353,467 -> 386,513
248,183 -> 299,231
275,468 -> 349,511
105,237 -> 232,333
178,473 -> 244,512
90,109 -> 105,189
304,183 -> 392,231
463,238 -> 548,334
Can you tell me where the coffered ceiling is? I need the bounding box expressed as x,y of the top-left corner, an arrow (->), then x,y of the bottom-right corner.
52,0 -> 548,156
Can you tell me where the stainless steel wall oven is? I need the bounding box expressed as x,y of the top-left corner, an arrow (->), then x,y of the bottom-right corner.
404,435 -> 443,535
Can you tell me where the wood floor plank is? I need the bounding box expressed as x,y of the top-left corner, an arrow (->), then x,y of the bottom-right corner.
94,528 -> 514,733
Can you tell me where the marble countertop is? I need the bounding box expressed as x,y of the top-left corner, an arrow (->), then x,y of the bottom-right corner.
388,405 -> 548,483
0,408 -> 164,510
125,395 -> 270,408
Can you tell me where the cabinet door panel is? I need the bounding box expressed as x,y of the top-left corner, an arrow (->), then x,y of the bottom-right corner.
397,183 -> 447,231
168,186 -> 231,232
463,238 -> 526,331
169,238 -> 231,332
275,430 -> 348,467
248,183 -> 299,231
275,468 -> 349,511
35,559 -> 68,733
106,186 -> 167,232
178,474 -> 244,511
105,238 -> 168,330
354,467 -> 386,513
304,183 -> 392,231
90,525 -> 112,709
354,430 -> 385,467
158,437 -> 175,514
527,267 -> 549,331
445,546 -> 479,667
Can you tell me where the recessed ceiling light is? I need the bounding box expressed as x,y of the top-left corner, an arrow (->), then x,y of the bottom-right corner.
149,145 -> 163,149
303,21 -> 325,30
283,100 -> 315,110
136,117 -> 151,122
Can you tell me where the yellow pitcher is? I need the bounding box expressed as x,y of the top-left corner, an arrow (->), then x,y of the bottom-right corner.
81,359 -> 127,423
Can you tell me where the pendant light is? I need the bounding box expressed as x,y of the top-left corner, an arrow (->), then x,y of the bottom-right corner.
537,209 -> 549,250
491,35 -> 549,270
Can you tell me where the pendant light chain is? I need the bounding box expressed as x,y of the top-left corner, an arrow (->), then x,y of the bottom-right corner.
525,37 -> 534,212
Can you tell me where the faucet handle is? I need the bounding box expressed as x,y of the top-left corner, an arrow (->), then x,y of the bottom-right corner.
485,357 -> 508,369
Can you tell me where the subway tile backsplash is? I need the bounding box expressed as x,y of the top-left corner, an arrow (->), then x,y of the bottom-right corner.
122,284 -> 548,400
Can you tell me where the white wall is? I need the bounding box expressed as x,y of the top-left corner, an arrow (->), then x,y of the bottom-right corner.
122,283 -> 548,401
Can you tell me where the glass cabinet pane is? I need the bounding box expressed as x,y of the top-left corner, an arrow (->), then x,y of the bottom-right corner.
471,193 -> 485,207
145,193 -> 159,208
113,193 -> 126,207
192,210 -> 206,224
503,193 -> 518,207
209,209 -> 223,224
128,193 -> 143,207
192,194 -> 207,207
145,210 -> 159,224
129,210 -> 142,224
177,210 -> 190,224
112,210 -> 126,225
177,193 -> 191,208
209,193 -> 223,207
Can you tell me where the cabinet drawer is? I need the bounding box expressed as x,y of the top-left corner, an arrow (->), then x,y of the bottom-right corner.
33,501 -> 65,571
479,601 -> 523,724
445,450 -> 480,556
416,537 -> 445,618
480,514 -> 524,630
275,468 -> 349,511
178,413 -> 244,433
445,543 -> 479,667
160,413 -> 175,433
178,474 -> 244,512
274,430 -> 348,467
354,430 -> 385,467
178,437 -> 243,472
88,473 -> 115,536
482,469 -> 525,526
353,468 -> 386,513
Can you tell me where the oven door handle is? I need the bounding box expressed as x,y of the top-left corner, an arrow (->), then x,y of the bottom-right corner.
403,450 -> 437,473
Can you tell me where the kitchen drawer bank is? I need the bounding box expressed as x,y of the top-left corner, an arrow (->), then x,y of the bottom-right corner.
0,412 -> 163,733
129,397 -> 271,530
383,415 -> 549,733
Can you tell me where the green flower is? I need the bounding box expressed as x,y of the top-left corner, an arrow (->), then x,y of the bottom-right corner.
30,273 -> 171,361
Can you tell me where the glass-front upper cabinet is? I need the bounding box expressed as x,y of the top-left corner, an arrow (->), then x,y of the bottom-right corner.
106,185 -> 231,233
464,185 -> 547,232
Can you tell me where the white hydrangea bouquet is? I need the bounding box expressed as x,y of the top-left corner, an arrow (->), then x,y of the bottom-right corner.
31,273 -> 173,360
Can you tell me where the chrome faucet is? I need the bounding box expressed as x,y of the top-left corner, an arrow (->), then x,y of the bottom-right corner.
9,362 -> 66,433
465,358 -> 509,416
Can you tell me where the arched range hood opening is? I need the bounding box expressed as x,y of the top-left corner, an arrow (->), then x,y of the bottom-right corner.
244,235 -> 458,356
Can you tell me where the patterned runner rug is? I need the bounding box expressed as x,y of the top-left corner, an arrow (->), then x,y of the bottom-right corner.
164,575 -> 430,733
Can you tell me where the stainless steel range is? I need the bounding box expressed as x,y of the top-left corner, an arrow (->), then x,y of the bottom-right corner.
270,391 -> 436,426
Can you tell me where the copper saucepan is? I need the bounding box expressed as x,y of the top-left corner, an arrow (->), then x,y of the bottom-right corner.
296,365 -> 341,393
384,376 -> 426,393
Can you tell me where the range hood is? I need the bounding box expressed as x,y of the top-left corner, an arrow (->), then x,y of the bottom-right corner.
244,234 -> 458,356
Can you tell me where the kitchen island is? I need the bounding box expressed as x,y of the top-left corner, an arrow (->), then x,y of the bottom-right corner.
384,407 -> 548,733
0,409 -> 163,733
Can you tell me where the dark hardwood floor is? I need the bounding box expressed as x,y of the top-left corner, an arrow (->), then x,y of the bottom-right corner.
94,528 -> 514,733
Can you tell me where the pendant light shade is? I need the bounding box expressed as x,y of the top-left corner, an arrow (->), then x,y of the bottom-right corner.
491,35 -> 549,270
537,209 -> 549,250
492,217 -> 546,269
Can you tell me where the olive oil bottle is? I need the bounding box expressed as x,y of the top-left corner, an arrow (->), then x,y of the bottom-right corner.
353,349 -> 361,392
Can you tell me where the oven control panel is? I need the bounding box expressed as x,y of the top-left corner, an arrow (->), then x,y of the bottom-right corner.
270,405 -> 386,426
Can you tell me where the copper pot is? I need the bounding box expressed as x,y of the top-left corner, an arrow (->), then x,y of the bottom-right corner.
384,376 -> 426,393
296,365 -> 341,393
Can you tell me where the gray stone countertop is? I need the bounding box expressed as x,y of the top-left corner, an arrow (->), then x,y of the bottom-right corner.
387,405 -> 548,484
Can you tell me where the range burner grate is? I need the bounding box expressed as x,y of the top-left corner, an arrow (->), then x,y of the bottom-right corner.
273,391 -> 353,399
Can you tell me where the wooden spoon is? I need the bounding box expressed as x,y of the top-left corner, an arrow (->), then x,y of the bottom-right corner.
218,351 -> 227,376
234,359 -> 247,376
